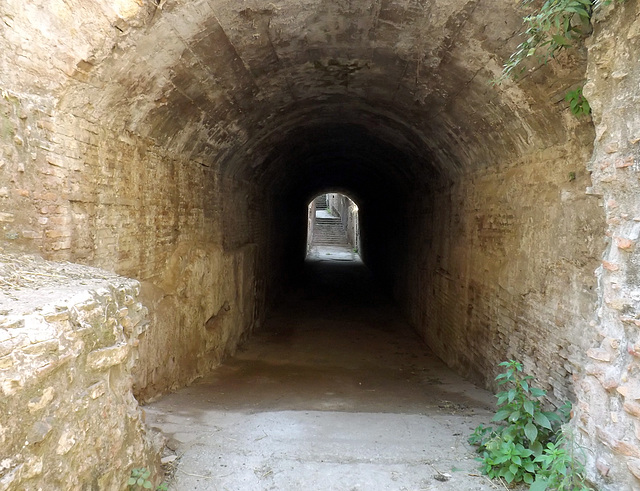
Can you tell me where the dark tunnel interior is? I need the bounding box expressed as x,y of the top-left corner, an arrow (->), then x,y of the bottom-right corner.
246,121 -> 441,300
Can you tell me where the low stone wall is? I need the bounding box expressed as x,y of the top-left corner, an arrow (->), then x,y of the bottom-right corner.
132,242 -> 259,401
0,254 -> 162,490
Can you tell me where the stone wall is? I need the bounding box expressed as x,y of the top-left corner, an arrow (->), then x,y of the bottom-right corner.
400,137 -> 604,407
0,88 -> 263,400
573,2 -> 640,489
0,255 -> 162,490
307,199 -> 316,254
134,242 -> 259,400
327,193 -> 360,252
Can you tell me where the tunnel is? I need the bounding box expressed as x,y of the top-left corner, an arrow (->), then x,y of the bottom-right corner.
2,0 -> 640,488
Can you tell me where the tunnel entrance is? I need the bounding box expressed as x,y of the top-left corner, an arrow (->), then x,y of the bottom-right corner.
306,192 -> 361,261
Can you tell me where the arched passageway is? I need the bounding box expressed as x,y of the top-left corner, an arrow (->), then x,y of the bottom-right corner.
306,192 -> 360,258
1,0 -> 639,488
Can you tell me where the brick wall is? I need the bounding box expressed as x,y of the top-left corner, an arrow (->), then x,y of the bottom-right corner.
399,141 -> 604,408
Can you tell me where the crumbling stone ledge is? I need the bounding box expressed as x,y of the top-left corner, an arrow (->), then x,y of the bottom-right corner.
0,254 -> 162,490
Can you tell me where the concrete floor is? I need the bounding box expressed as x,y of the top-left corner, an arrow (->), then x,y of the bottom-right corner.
145,246 -> 500,490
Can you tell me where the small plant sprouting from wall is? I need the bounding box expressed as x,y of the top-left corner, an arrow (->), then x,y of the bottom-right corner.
128,468 -> 168,491
497,0 -> 625,83
468,360 -> 589,490
565,86 -> 591,116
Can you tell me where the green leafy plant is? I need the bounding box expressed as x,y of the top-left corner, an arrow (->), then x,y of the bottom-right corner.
129,468 -> 153,490
128,468 -> 168,491
469,361 -> 587,489
531,432 -> 589,490
565,87 -> 591,116
497,0 -> 624,83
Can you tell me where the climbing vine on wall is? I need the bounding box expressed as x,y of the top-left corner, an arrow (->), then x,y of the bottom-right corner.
497,0 -> 624,83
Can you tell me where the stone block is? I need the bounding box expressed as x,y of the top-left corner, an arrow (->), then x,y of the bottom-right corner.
87,381 -> 106,399
26,420 -> 52,444
27,387 -> 55,413
34,351 -> 74,377
618,383 -> 640,400
616,236 -> 634,250
624,401 -> 640,418
86,344 -> 130,370
628,458 -> 640,480
0,355 -> 14,369
56,429 -> 76,455
596,457 -> 611,477
21,339 -> 59,357
0,318 -> 24,329
587,348 -> 612,362
43,311 -> 70,322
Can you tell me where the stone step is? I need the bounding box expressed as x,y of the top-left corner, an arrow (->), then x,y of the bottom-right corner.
314,196 -> 328,209
312,218 -> 350,247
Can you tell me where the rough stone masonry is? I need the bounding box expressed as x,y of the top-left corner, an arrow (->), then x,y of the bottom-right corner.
0,0 -> 639,488
0,255 -> 162,490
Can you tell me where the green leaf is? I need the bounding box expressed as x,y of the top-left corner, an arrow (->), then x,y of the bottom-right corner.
137,478 -> 145,485
530,477 -> 549,491
534,412 -> 552,430
509,463 -> 519,475
143,482 -> 153,490
525,422 -> 538,442
545,411 -> 562,422
520,447 -> 533,458
524,472 -> 534,484
504,470 -> 515,483
530,387 -> 546,398
524,400 -> 535,416
495,454 -> 510,464
493,409 -> 511,422
531,440 -> 544,456
128,478 -> 137,485
552,34 -> 571,46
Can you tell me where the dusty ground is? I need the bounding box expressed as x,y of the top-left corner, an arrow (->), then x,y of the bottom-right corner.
145,246 -> 502,490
